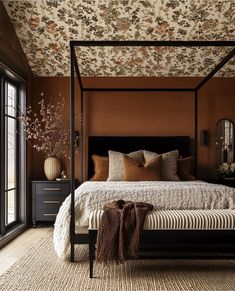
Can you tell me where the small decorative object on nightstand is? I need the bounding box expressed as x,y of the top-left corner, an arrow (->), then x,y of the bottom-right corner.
56,170 -> 68,181
32,180 -> 79,228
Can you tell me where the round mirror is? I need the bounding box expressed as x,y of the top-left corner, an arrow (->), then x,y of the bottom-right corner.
216,119 -> 235,178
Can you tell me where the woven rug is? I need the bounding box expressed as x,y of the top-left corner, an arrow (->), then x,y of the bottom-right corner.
1,238 -> 235,291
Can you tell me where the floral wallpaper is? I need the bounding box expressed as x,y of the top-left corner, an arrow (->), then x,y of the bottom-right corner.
76,46 -> 234,77
3,0 -> 235,77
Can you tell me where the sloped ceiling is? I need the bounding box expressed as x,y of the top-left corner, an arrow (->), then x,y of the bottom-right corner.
3,0 -> 235,77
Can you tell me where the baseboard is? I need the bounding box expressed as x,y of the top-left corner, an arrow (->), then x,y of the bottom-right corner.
0,223 -> 28,249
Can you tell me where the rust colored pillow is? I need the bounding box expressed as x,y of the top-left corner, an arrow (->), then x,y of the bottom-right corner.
177,156 -> 196,181
91,155 -> 109,181
124,155 -> 162,181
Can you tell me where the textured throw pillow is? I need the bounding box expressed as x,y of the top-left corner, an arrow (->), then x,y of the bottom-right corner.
177,156 -> 196,181
124,155 -> 162,181
143,150 -> 158,161
144,150 -> 180,181
91,155 -> 109,181
107,150 -> 144,181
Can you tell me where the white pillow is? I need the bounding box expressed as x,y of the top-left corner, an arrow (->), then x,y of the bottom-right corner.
107,150 -> 144,181
144,150 -> 180,181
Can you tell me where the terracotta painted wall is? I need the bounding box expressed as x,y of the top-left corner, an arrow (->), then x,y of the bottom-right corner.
30,77 -> 235,181
198,78 -> 235,178
31,77 -> 80,180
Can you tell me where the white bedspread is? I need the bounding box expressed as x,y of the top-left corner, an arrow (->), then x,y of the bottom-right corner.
53,181 -> 235,260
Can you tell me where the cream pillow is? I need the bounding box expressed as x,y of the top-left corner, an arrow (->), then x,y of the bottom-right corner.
107,150 -> 144,181
144,150 -> 180,181
143,150 -> 158,161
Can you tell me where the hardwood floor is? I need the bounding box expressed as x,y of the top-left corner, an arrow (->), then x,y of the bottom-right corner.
0,226 -> 53,276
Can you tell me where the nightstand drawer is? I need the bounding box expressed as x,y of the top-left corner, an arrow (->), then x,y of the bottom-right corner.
36,194 -> 67,209
36,210 -> 59,221
36,183 -> 70,195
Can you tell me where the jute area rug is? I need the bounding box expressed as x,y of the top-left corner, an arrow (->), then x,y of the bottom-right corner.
1,238 -> 235,291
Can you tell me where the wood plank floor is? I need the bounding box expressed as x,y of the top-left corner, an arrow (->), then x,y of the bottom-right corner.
0,226 -> 53,276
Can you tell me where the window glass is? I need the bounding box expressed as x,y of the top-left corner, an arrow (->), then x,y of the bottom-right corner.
6,190 -> 16,224
4,81 -> 18,226
7,117 -> 16,190
7,83 -> 17,117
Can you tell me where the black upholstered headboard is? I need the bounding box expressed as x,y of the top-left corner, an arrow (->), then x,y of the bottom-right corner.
88,136 -> 190,179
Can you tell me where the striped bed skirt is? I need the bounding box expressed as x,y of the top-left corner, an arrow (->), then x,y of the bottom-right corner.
89,209 -> 235,230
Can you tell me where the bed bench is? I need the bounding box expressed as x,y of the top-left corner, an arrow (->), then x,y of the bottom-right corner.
88,209 -> 235,278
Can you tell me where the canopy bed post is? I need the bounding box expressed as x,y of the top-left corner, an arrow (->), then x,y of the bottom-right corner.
73,45 -> 84,183
79,90 -> 84,183
70,42 -> 85,261
70,42 -> 75,262
194,89 -> 198,178
71,40 -> 235,47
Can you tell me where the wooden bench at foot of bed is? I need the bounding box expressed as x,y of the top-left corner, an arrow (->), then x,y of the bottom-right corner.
88,209 -> 235,278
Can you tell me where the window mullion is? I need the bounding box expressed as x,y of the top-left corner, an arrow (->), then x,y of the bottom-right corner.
5,114 -> 17,120
4,188 -> 17,192
16,85 -> 20,223
0,75 -> 6,235
5,82 -> 9,225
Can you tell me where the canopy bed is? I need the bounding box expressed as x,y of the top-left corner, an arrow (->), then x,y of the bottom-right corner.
54,40 -> 235,278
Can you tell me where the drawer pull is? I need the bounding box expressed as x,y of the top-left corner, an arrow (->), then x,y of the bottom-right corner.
43,188 -> 61,191
43,200 -> 60,204
43,213 -> 57,217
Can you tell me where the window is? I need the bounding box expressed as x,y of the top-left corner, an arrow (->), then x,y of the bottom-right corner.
5,83 -> 18,226
0,67 -> 26,238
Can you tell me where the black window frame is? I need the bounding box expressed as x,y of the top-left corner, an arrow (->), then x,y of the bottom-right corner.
0,64 -> 26,237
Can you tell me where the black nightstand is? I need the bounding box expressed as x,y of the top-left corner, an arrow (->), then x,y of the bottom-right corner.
205,178 -> 235,188
32,180 -> 78,227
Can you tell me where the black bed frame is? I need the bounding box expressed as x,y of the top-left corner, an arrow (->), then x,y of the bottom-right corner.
69,41 -> 235,271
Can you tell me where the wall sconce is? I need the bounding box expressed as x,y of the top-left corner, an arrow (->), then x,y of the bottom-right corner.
74,130 -> 79,146
200,129 -> 208,146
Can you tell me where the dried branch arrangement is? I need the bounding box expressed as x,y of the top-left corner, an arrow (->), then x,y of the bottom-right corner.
19,93 -> 78,158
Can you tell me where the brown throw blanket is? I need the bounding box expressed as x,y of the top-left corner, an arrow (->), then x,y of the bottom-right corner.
96,200 -> 153,263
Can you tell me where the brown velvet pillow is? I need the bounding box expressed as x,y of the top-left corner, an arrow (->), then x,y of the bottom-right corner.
177,156 -> 196,181
124,155 -> 162,181
91,155 -> 109,181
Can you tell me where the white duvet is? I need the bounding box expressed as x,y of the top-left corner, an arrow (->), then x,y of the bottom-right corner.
53,181 -> 235,260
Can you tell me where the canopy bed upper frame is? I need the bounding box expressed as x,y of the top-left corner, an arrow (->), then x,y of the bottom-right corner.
69,40 -> 235,262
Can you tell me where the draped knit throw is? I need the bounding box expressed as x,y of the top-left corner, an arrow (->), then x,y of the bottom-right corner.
96,200 -> 153,263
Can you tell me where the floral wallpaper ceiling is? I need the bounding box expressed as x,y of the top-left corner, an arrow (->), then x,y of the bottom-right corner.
3,0 -> 235,77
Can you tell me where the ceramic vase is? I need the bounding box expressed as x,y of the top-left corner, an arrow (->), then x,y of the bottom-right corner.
44,156 -> 61,180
